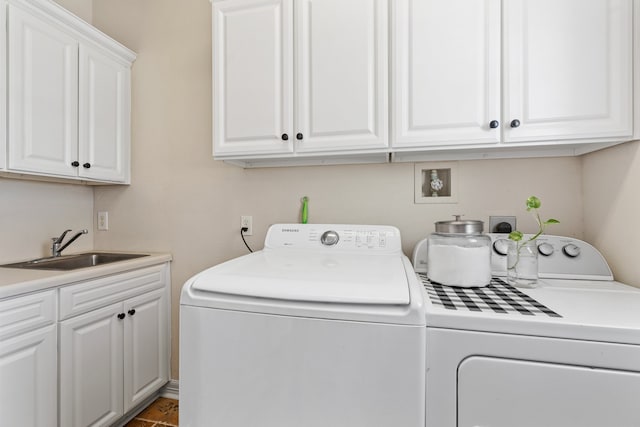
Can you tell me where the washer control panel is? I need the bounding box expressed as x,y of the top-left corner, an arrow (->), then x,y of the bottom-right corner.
265,224 -> 402,253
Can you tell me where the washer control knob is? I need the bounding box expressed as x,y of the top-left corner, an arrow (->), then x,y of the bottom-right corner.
320,230 -> 340,246
563,243 -> 581,258
538,242 -> 554,257
492,239 -> 510,256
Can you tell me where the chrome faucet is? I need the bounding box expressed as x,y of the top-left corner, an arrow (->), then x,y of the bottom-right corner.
51,229 -> 88,257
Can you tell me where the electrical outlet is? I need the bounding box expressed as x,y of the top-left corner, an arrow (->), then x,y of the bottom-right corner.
97,211 -> 109,231
489,216 -> 516,234
241,215 -> 253,236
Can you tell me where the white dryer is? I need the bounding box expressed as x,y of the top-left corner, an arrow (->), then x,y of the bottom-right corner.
180,224 -> 426,427
413,234 -> 640,427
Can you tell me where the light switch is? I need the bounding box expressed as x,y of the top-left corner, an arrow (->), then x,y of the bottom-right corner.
97,211 -> 109,231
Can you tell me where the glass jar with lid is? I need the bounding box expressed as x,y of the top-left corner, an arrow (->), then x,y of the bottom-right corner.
427,216 -> 492,287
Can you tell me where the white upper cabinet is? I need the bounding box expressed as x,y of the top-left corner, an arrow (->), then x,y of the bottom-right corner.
0,1 -> 6,171
8,4 -> 79,177
79,45 -> 131,182
391,0 -> 634,159
503,0 -> 633,143
212,0 -> 388,160
392,0 -> 501,148
212,0 -> 293,156
3,0 -> 135,183
295,0 -> 388,153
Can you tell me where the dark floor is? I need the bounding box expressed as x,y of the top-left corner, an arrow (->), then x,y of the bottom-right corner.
125,397 -> 179,427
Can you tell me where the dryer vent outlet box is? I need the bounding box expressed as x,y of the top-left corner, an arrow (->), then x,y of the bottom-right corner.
489,216 -> 516,234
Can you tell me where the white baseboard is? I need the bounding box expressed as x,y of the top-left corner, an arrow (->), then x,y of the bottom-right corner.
113,393 -> 161,427
161,379 -> 179,400
111,379 -> 179,427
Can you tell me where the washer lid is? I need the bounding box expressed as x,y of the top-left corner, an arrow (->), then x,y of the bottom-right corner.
190,250 -> 410,305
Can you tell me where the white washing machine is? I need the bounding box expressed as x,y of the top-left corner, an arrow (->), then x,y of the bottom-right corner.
413,234 -> 640,427
180,224 -> 426,427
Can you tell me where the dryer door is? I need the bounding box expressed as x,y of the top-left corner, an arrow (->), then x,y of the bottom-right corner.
457,356 -> 640,427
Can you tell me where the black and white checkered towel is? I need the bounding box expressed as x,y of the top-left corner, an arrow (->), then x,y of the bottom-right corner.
418,273 -> 561,318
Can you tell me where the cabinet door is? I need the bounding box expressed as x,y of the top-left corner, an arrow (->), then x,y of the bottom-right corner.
504,0 -> 632,143
0,1 -> 6,171
392,0 -> 500,148
79,45 -> 131,182
212,0 -> 294,157
7,5 -> 79,176
123,288 -> 169,412
0,325 -> 57,427
60,302 -> 124,427
295,0 -> 388,153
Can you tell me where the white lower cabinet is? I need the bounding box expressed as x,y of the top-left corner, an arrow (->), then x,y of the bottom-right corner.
0,265 -> 170,427
59,266 -> 170,427
0,290 -> 57,427
1,326 -> 58,427
60,302 -> 124,427
123,289 -> 169,412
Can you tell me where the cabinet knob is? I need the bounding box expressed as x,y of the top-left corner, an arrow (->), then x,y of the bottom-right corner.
71,161 -> 80,167
510,119 -> 521,128
489,120 -> 499,129
83,163 -> 91,169
128,309 -> 136,316
296,133 -> 303,140
281,133 -> 289,141
117,313 -> 125,320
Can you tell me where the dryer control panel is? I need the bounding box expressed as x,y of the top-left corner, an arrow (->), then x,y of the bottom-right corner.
265,224 -> 403,253
412,234 -> 613,280
488,234 -> 613,280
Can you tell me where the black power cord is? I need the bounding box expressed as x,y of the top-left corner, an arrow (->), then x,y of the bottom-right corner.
241,227 -> 253,253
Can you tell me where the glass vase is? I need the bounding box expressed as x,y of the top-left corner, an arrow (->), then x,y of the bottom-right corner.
507,240 -> 538,288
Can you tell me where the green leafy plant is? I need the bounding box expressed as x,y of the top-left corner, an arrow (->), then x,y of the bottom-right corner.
506,196 -> 560,285
508,196 -> 560,243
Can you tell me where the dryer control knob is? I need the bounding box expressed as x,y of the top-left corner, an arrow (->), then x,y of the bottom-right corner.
492,239 -> 510,256
320,230 -> 340,246
538,242 -> 554,257
563,243 -> 581,258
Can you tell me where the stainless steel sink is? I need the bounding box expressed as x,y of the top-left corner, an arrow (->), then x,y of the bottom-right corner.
1,253 -> 149,271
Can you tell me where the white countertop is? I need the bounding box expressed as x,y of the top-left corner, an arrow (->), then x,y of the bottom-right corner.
0,251 -> 172,300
